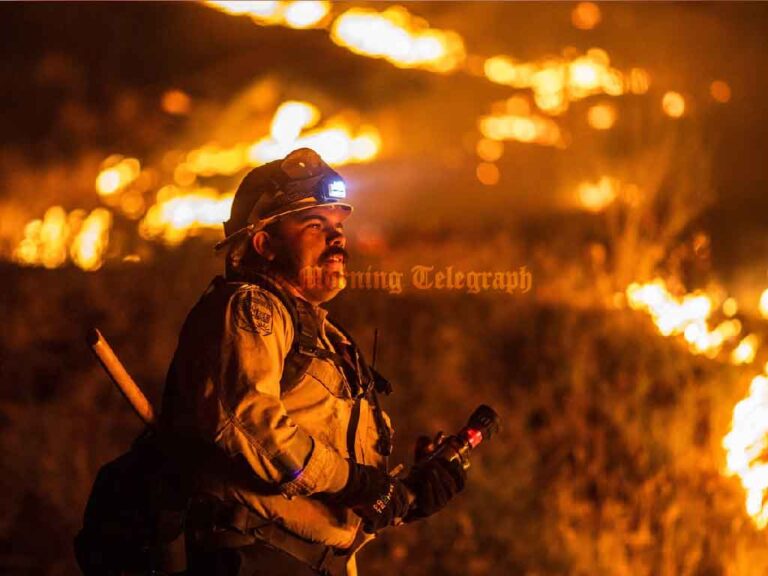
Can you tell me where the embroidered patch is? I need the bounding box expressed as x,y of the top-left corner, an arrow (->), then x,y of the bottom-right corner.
234,287 -> 273,335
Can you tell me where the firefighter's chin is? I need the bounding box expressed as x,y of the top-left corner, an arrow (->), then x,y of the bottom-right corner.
297,265 -> 347,305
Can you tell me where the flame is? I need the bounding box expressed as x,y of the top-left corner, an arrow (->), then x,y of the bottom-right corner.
176,101 -> 380,181
479,96 -> 564,147
139,105 -> 380,246
577,176 -> 618,212
476,138 -> 504,162
204,1 -> 330,29
270,101 -> 321,143
283,1 -> 331,29
723,297 -> 739,317
484,48 -> 626,115
13,98 -> 381,262
587,103 -> 617,130
476,162 -> 500,186
571,2 -> 601,30
139,186 -> 234,246
626,279 -> 745,358
628,68 -> 651,95
759,288 -> 768,319
247,122 -> 381,166
732,334 -> 759,366
662,91 -> 685,118
13,206 -> 113,271
723,373 -> 768,529
161,89 -> 192,116
70,208 -> 112,271
96,156 -> 141,197
710,80 -> 732,104
330,6 -> 466,73
627,279 -> 768,526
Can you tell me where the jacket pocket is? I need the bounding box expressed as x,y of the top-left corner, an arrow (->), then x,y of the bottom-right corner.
303,358 -> 350,399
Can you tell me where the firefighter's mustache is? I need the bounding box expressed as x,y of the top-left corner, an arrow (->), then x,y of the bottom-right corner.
320,246 -> 348,265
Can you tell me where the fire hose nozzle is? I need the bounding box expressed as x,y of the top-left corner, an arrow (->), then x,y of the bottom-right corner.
429,404 -> 501,470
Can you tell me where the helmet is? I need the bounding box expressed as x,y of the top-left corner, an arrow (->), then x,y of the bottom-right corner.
215,148 -> 352,250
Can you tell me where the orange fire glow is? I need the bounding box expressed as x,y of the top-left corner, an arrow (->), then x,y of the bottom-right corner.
139,186 -> 234,246
571,2 -> 601,31
587,103 -> 617,130
479,96 -> 564,147
330,6 -> 466,73
662,91 -> 686,118
13,206 -> 112,271
95,156 -> 141,197
204,1 -> 331,29
732,334 -> 759,366
476,162 -> 500,186
627,278 -> 768,528
135,100 -> 380,245
723,372 -> 768,529
625,279 -> 744,358
577,176 -> 618,212
758,288 -> 768,319
14,97 -> 382,264
484,48 -> 626,115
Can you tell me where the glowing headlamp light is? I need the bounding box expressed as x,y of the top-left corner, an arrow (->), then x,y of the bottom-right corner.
326,179 -> 347,200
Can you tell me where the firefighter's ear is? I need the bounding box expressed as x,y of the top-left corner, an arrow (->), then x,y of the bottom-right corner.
252,230 -> 276,261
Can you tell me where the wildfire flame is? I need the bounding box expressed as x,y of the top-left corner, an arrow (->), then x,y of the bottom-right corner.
626,279 -> 743,358
479,96 -> 564,148
13,206 -> 112,271
627,279 -> 768,528
723,373 -> 768,529
484,48 -> 639,116
140,186 -> 234,246
732,334 -> 759,366
140,100 -> 379,246
70,208 -> 113,271
330,6 -> 466,73
758,288 -> 768,319
96,155 -> 141,197
577,176 -> 618,212
204,1 -> 331,29
13,98 -> 382,261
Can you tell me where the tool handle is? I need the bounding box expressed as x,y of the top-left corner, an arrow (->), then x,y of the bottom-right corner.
87,328 -> 157,426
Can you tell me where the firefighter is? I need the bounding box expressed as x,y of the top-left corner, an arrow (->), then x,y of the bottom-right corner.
159,148 -> 466,575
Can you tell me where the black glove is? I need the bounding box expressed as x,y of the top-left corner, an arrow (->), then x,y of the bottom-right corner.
403,457 -> 466,521
327,461 -> 411,533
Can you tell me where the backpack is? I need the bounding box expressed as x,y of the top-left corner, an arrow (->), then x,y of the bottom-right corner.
74,431 -> 189,576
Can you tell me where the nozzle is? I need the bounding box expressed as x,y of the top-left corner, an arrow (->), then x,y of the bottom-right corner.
467,404 -> 500,440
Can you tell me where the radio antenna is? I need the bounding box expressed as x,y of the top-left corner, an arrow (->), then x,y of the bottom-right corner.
371,328 -> 379,368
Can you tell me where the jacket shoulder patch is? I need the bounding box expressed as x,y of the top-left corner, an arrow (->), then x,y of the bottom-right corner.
233,286 -> 273,336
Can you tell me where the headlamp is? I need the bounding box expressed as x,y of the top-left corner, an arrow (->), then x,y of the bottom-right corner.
325,179 -> 347,200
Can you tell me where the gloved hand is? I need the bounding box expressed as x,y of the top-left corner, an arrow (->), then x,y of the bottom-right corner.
403,456 -> 466,521
413,432 -> 445,463
327,461 -> 411,533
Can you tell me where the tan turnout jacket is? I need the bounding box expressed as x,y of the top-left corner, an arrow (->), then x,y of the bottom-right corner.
161,276 -> 390,549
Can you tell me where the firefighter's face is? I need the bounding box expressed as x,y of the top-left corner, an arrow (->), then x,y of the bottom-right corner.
254,206 -> 348,304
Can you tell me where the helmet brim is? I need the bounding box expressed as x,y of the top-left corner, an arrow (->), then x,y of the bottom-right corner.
214,201 -> 352,252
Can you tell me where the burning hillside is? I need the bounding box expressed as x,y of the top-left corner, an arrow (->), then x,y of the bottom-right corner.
3,2 -> 768,575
